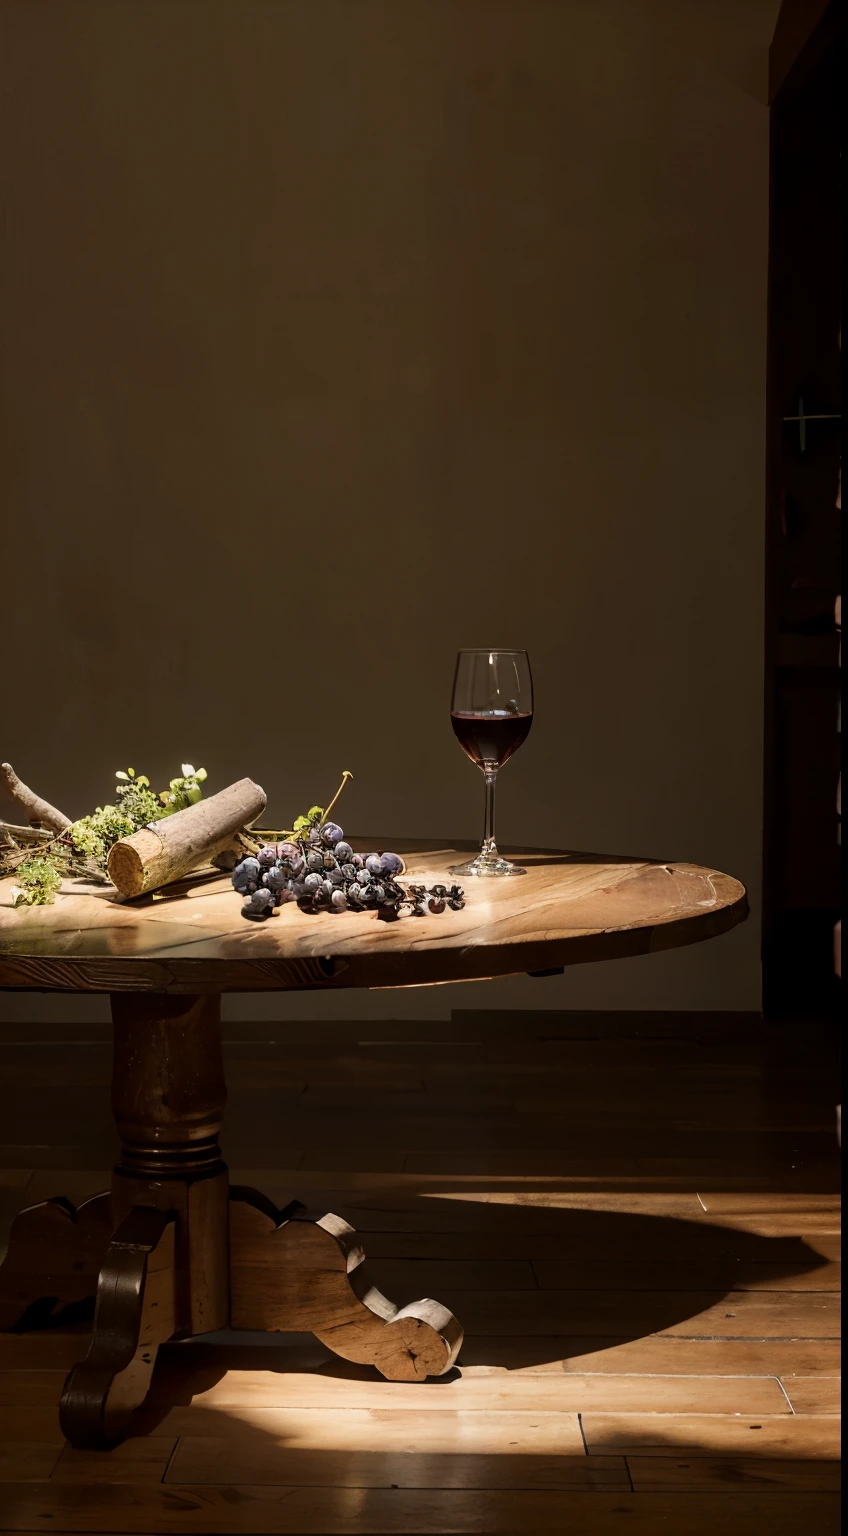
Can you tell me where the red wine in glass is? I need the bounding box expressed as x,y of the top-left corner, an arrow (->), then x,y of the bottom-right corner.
448,649 -> 534,877
451,710 -> 533,769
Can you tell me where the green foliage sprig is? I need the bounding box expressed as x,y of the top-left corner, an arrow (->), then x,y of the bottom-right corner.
12,855 -> 63,908
159,765 -> 208,815
3,762 -> 208,906
253,770 -> 353,847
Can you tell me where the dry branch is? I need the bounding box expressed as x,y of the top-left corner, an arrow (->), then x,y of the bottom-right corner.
107,777 -> 266,897
0,823 -> 55,844
0,763 -> 72,831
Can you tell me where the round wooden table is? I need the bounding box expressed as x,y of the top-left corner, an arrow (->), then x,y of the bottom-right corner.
0,840 -> 746,1448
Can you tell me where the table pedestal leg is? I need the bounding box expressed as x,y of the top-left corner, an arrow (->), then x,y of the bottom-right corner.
1,991 -> 463,1448
60,992 -> 229,1448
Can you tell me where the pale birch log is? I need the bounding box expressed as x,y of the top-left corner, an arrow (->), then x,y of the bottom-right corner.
107,778 -> 266,897
0,764 -> 72,832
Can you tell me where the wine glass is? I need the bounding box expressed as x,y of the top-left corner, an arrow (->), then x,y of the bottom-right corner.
448,648 -> 534,877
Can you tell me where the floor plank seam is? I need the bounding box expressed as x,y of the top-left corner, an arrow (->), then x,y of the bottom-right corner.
657,1336 -> 843,1344
775,1377 -> 797,1414
159,1436 -> 182,1485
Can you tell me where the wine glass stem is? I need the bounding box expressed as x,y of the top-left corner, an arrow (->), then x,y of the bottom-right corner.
481,767 -> 498,859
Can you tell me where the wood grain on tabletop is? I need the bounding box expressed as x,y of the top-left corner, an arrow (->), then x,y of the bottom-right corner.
0,841 -> 747,991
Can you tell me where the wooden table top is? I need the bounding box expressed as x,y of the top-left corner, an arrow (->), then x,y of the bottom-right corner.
0,839 -> 747,994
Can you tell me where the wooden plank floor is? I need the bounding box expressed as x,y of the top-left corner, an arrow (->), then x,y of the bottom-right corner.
0,1009 -> 840,1534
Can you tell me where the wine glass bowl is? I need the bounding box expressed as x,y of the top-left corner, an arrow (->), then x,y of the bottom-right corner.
448,649 -> 533,877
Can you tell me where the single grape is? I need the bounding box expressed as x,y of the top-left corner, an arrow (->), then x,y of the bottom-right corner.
365,854 -> 383,876
321,879 -> 335,900
242,887 -> 275,919
330,889 -> 348,910
327,867 -> 345,886
232,855 -> 261,894
334,841 -> 353,861
304,872 -> 323,892
380,852 -> 403,875
347,882 -> 362,902
341,863 -> 357,880
262,867 -> 287,892
351,853 -> 364,869
372,883 -> 386,902
323,853 -> 338,871
276,841 -> 300,862
358,868 -> 372,885
306,851 -> 324,872
321,822 -> 344,845
257,846 -> 277,867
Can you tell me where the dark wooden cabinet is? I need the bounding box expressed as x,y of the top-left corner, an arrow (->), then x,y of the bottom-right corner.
763,0 -> 842,1013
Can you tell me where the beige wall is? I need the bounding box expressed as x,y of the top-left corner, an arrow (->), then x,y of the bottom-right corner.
0,0 -> 774,1020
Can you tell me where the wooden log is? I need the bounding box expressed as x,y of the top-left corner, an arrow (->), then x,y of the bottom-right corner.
106,778 -> 266,897
0,763 -> 71,831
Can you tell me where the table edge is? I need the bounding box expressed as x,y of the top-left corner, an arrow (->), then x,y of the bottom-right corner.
0,881 -> 749,993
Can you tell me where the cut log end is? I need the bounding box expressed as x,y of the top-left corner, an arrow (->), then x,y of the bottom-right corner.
106,835 -> 154,899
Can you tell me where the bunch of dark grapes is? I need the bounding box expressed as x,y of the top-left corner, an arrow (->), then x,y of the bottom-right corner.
232,821 -> 465,922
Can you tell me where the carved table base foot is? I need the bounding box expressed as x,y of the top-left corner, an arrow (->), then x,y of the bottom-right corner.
0,1193 -> 112,1331
59,1207 -> 177,1449
229,1188 -> 463,1382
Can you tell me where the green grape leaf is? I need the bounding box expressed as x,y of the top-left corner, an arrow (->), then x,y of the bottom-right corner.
115,771 -> 130,781
181,764 -> 196,778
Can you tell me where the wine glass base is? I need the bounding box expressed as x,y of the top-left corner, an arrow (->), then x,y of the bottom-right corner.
447,855 -> 527,878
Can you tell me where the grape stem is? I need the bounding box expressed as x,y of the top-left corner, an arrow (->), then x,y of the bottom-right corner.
320,769 -> 354,829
